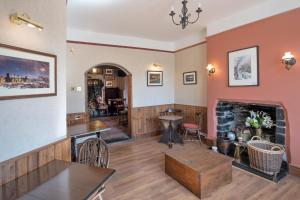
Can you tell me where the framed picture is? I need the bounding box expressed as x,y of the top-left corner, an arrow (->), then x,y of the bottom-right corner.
147,71 -> 163,86
104,74 -> 115,80
105,80 -> 113,87
105,68 -> 113,75
0,43 -> 57,100
228,46 -> 259,87
183,71 -> 197,85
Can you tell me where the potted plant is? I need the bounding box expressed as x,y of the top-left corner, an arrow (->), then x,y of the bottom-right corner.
245,111 -> 274,138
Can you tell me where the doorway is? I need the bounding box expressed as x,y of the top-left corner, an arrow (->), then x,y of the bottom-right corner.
85,64 -> 132,143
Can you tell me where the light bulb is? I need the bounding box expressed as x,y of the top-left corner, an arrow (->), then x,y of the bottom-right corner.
282,52 -> 294,60
207,64 -> 214,71
198,1 -> 202,8
27,23 -> 35,28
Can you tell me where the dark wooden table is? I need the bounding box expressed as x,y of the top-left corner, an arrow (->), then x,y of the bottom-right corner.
68,120 -> 111,161
159,115 -> 183,148
67,120 -> 110,139
0,160 -> 115,200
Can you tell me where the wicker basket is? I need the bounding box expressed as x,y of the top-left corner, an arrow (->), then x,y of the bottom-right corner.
247,136 -> 284,175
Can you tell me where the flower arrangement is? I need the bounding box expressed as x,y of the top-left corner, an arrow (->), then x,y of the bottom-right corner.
245,110 -> 274,129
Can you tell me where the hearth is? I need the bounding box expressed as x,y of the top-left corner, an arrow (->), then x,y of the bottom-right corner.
215,100 -> 288,182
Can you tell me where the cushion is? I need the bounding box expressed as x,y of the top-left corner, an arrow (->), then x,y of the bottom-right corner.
183,123 -> 199,129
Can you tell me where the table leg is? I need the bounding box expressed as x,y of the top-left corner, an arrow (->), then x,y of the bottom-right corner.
71,137 -> 76,162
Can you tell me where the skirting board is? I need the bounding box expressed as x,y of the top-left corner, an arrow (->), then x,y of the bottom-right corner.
290,164 -> 300,178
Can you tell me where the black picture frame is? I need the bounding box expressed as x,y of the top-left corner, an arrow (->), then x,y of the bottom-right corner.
183,71 -> 197,85
147,71 -> 163,86
228,46 -> 259,87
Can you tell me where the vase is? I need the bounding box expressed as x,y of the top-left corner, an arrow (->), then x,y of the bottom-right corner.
227,131 -> 236,141
241,129 -> 251,142
255,128 -> 263,138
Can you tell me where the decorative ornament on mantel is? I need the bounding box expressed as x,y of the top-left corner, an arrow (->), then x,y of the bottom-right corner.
169,0 -> 202,29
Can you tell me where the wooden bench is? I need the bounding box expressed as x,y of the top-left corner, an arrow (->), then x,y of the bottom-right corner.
165,145 -> 233,199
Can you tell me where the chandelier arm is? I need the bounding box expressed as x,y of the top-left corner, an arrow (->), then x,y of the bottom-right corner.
171,15 -> 181,26
188,12 -> 200,24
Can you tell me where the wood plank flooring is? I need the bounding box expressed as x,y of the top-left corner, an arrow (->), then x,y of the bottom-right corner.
103,137 -> 300,200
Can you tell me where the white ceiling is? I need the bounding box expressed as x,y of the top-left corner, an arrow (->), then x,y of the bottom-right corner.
67,0 -> 270,43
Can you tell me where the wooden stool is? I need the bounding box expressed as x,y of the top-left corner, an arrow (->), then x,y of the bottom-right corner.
183,123 -> 207,145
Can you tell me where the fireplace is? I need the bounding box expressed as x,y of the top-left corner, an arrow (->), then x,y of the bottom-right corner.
215,100 -> 288,182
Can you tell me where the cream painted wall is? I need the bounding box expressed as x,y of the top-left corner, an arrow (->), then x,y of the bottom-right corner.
67,43 -> 175,113
0,0 -> 66,162
175,44 -> 207,106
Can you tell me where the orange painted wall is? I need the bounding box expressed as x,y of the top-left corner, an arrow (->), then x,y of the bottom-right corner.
207,8 -> 300,167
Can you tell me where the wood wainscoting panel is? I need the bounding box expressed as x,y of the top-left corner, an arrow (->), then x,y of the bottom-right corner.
131,104 -> 174,137
174,104 -> 207,133
0,138 -> 71,186
132,104 -> 207,137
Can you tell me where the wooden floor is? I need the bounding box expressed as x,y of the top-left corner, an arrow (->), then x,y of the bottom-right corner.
103,137 -> 300,200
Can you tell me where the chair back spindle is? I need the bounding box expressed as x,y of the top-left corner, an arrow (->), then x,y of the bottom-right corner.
78,138 -> 109,168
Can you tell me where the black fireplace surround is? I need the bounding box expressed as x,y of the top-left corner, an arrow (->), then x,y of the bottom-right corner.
215,100 -> 288,182
216,101 -> 286,146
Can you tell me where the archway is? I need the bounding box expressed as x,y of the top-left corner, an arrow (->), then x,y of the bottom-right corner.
85,63 -> 133,140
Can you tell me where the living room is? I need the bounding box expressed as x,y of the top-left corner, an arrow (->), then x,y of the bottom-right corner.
0,0 -> 300,200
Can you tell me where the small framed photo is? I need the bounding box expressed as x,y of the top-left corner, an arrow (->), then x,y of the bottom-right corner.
228,46 -> 259,87
104,74 -> 114,80
105,80 -> 113,87
105,68 -> 113,75
183,71 -> 197,85
0,43 -> 57,100
147,71 -> 163,86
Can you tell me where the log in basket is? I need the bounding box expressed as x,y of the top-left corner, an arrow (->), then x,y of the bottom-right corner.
247,136 -> 285,175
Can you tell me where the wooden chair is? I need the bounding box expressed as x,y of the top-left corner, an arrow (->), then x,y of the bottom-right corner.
78,138 -> 109,200
182,112 -> 207,145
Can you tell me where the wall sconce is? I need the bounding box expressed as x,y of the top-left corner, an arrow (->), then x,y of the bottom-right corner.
10,13 -> 44,31
206,64 -> 215,76
282,52 -> 296,70
152,63 -> 161,68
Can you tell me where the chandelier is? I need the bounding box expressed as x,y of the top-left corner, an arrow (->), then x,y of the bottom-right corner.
169,0 -> 202,29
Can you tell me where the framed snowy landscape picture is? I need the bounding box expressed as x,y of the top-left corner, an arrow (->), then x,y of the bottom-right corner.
228,46 -> 259,87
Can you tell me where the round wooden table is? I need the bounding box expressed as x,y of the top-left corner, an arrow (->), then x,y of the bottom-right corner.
159,115 -> 183,148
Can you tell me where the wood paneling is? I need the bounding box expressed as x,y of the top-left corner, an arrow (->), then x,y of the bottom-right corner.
67,112 -> 89,126
131,104 -> 174,137
131,104 -> 207,138
0,138 -> 71,186
174,104 -> 207,132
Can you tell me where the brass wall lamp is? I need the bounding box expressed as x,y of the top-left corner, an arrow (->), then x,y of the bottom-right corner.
206,64 -> 215,76
282,52 -> 296,70
10,13 -> 44,31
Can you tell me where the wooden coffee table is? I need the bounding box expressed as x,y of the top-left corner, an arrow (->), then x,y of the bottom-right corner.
165,145 -> 233,199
